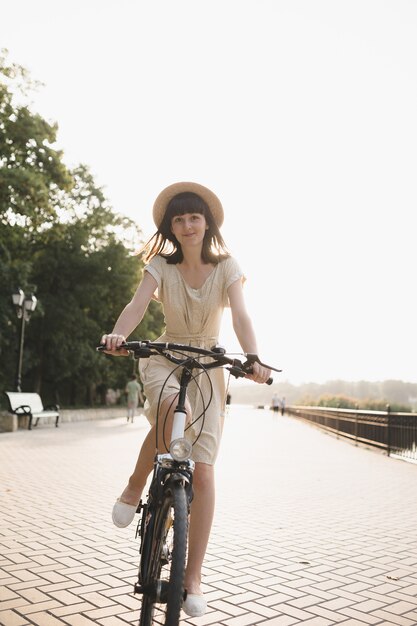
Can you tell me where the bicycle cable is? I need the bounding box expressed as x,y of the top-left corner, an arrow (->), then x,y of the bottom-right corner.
155,354 -> 215,453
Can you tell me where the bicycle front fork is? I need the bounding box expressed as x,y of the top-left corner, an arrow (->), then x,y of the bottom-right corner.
136,456 -> 195,541
153,454 -> 195,504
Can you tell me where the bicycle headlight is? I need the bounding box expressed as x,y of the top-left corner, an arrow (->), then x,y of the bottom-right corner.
170,437 -> 192,462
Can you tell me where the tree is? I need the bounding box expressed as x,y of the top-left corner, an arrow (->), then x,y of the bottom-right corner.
0,51 -> 164,404
0,48 -> 72,230
0,48 -> 73,391
19,164 -> 164,405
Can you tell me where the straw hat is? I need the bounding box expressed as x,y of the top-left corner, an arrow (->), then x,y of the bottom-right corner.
152,182 -> 224,228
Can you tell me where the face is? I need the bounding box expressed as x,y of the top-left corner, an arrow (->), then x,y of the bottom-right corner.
170,212 -> 208,247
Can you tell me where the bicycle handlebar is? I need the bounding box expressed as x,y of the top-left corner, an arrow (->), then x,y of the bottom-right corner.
97,340 -> 281,385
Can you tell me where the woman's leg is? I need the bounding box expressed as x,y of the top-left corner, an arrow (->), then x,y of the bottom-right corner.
118,425 -> 157,504
118,393 -> 187,506
184,462 -> 215,595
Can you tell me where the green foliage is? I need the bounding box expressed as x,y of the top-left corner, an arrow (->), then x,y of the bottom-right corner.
0,51 -> 164,405
0,52 -> 72,230
300,394 -> 412,413
303,394 -> 358,409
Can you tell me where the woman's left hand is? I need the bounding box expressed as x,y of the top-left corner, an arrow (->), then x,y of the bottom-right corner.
246,360 -> 271,384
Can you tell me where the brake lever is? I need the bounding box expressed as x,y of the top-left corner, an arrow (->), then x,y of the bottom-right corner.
244,353 -> 282,373
227,358 -> 275,386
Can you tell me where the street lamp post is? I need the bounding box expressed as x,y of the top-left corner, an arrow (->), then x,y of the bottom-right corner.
12,288 -> 38,392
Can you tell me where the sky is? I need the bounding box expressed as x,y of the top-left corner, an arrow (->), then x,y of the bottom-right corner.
1,0 -> 416,385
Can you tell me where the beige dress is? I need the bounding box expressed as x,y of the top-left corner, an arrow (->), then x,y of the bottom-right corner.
138,254 -> 244,464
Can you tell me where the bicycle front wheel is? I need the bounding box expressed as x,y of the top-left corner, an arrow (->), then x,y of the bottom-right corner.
139,482 -> 188,626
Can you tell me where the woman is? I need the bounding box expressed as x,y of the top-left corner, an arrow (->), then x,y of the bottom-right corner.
101,181 -> 271,617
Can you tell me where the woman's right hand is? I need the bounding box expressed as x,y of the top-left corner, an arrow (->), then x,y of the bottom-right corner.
100,333 -> 129,356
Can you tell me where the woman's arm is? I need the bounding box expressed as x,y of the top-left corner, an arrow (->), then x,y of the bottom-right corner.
101,271 -> 158,354
227,279 -> 271,383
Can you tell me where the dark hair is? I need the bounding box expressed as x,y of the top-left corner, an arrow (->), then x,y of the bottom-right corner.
142,192 -> 229,264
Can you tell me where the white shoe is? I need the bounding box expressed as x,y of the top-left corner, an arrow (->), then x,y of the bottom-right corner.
183,593 -> 207,617
112,499 -> 138,528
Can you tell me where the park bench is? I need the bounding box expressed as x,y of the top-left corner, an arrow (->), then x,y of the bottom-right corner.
4,392 -> 60,430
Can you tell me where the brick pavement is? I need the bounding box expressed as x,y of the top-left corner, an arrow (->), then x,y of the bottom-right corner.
1,406 -> 416,625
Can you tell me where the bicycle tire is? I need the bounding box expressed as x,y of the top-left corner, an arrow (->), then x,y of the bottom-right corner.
139,482 -> 188,626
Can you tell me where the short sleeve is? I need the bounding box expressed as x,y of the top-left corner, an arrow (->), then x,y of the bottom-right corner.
223,256 -> 245,290
221,256 -> 245,306
143,255 -> 164,290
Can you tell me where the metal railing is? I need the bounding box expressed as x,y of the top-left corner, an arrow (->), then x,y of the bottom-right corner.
286,405 -> 417,463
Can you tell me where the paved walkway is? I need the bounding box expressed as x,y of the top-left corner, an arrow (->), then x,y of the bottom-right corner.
1,406 -> 417,626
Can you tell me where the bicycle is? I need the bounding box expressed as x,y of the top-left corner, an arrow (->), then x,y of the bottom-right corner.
98,340 -> 281,626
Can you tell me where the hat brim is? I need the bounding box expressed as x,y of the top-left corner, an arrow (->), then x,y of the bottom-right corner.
153,182 -> 224,228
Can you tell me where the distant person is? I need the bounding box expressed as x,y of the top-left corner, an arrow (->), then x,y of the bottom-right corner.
272,393 -> 280,413
125,374 -> 144,423
281,396 -> 286,416
226,392 -> 231,405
